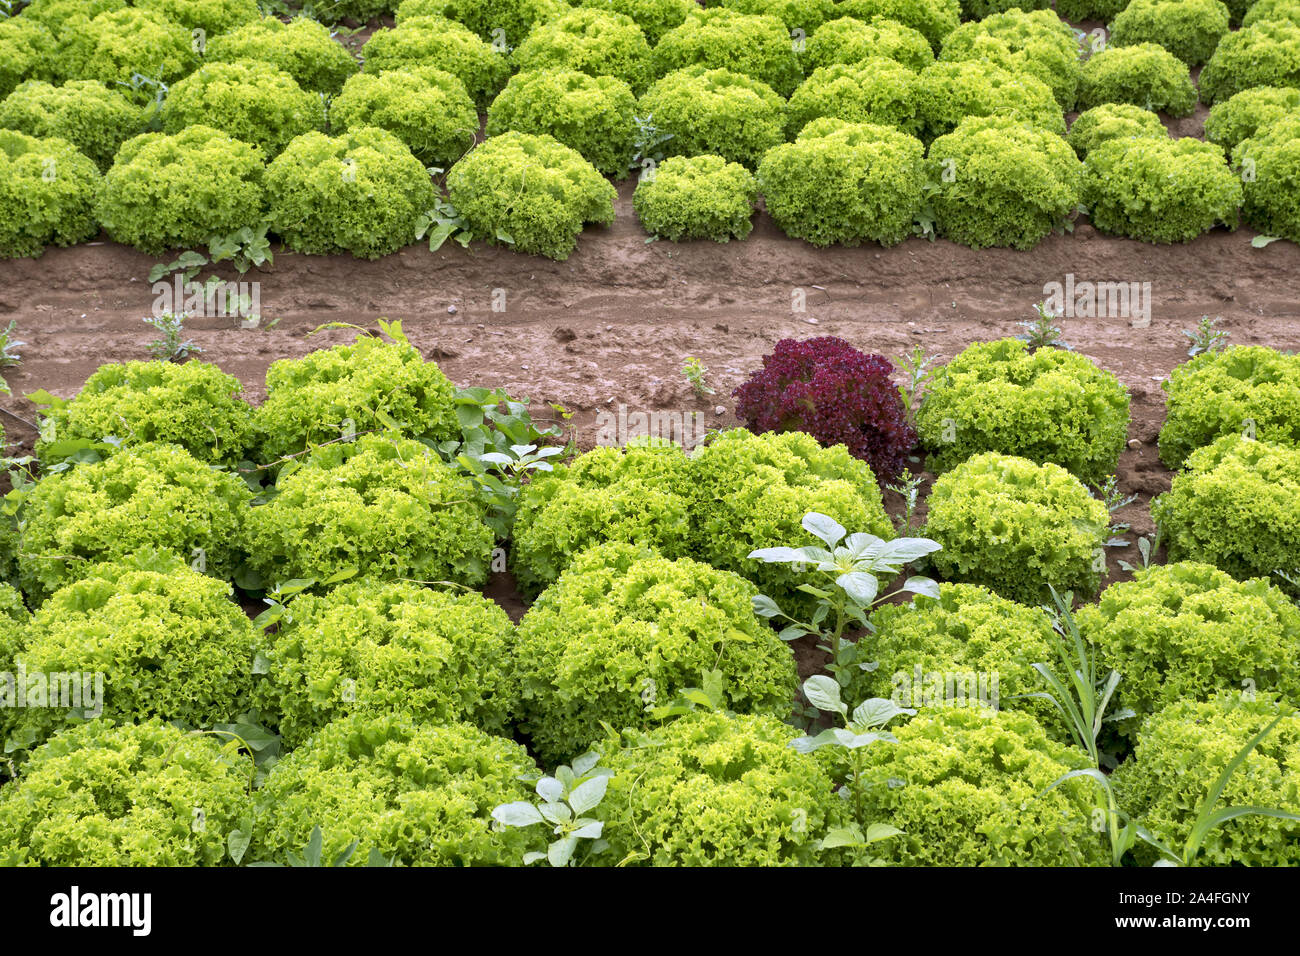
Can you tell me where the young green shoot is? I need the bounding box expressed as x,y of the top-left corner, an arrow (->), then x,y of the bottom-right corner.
749,512 -> 941,690
681,356 -> 715,397
1018,301 -> 1069,352
1183,315 -> 1229,357
144,312 -> 201,362
491,752 -> 612,867
791,676 -> 912,853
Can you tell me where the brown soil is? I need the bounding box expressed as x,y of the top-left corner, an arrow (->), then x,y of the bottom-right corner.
3,184 -> 1299,667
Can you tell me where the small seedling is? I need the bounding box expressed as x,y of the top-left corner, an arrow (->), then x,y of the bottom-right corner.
682,356 -> 715,397
1018,301 -> 1069,351
415,197 -> 476,251
884,468 -> 925,533
1183,315 -> 1229,357
491,752 -> 612,867
245,825 -> 393,867
1093,475 -> 1138,544
117,72 -> 169,129
1118,533 -> 1160,573
749,512 -> 941,688
630,114 -> 673,170
0,320 -> 24,395
791,677 -> 911,851
144,312 -> 202,362
895,346 -> 940,422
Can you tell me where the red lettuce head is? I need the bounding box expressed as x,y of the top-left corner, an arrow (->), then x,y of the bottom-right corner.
733,336 -> 916,479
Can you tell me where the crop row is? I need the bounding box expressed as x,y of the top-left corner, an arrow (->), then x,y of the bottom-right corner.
3,1 -> 1300,261
0,326 -> 1297,865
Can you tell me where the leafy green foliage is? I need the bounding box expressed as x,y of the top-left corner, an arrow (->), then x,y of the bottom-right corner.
266,127 -> 435,259
361,15 -> 510,108
651,8 -> 802,96
57,8 -> 198,98
205,15 -> 358,95
0,128 -> 99,259
0,79 -> 142,171
487,68 -> 636,177
937,8 -> 1082,111
748,512 -> 940,689
1078,563 -> 1300,739
314,0 -> 402,21
491,751 -> 613,866
803,16 -> 933,73
96,125 -> 265,256
334,67 -> 476,169
1152,434 -> 1300,588
681,356 -> 714,396
510,442 -> 693,597
718,0 -> 834,31
1055,0 -> 1131,20
1110,0 -> 1231,67
633,153 -> 757,241
924,452 -> 1110,605
837,0 -> 959,51
600,711 -> 850,865
1082,136 -> 1241,243
512,543 -> 798,765
0,581 -> 25,624
1200,19 -> 1300,104
0,15 -> 55,101
251,714 -> 543,866
252,334 -> 458,465
848,583 -> 1065,736
18,442 -> 251,603
758,119 -> 925,246
786,59 -> 924,139
22,0 -> 125,31
689,429 -> 895,617
0,718 -> 253,865
1067,102 -> 1168,158
3,555 -> 258,757
1159,345 -> 1300,468
917,339 -> 1130,485
1244,0 -> 1300,26
917,60 -> 1064,140
1111,695 -> 1300,866
242,433 -> 494,589
512,8 -> 652,92
579,0 -> 693,44
162,61 -> 323,158
135,0 -> 259,34
636,66 -> 785,170
1205,86 -> 1300,151
854,706 -> 1107,865
436,383 -> 570,539
447,131 -> 616,260
396,0 -> 564,43
143,311 -> 201,362
1234,114 -> 1300,242
35,359 -> 253,467
790,678 -> 910,855
255,578 -> 517,748
1182,315 -> 1230,357
1077,42 -> 1197,117
927,116 -> 1081,250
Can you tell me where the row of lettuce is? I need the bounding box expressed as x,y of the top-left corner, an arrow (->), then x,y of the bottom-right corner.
3,1 -> 1300,260
0,331 -> 1297,864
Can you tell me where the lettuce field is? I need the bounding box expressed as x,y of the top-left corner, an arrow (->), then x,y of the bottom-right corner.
0,0 -> 1299,879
